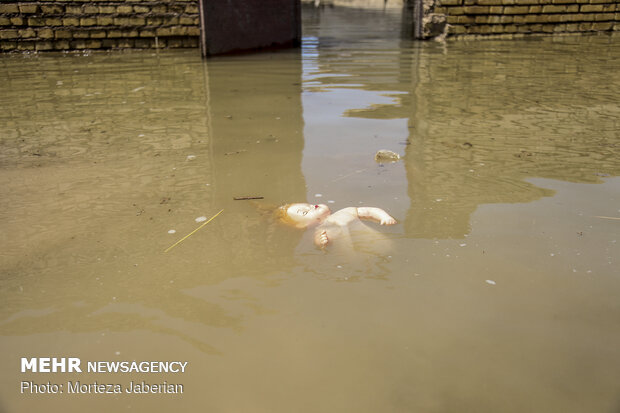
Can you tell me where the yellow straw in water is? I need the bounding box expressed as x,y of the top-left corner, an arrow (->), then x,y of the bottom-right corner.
164,209 -> 224,253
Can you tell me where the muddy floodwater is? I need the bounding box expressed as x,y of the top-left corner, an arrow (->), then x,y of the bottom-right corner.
1,7 -> 619,413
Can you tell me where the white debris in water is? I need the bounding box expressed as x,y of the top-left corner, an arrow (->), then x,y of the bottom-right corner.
315,194 -> 323,197
186,155 -> 196,161
195,216 -> 207,223
459,243 -> 467,247
138,134 -> 145,137
132,86 -> 145,92
168,230 -> 176,234
328,200 -> 335,204
485,280 -> 496,285
550,253 -> 555,256
205,183 -> 211,186
115,351 -> 121,356
336,265 -> 343,269
436,198 -> 443,202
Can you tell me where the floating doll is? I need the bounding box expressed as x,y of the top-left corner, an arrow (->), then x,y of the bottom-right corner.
276,203 -> 397,248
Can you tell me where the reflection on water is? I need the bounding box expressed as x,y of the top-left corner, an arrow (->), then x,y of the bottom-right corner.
1,6 -> 619,413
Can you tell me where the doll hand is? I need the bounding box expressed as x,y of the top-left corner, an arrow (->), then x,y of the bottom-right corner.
319,230 -> 329,246
381,216 -> 397,225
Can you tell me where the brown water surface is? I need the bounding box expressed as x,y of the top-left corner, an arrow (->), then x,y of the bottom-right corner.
1,7 -> 619,413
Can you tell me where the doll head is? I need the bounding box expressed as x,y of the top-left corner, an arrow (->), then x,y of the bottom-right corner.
276,203 -> 331,228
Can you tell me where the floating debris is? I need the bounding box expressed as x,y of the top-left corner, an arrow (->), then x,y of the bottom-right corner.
168,230 -> 176,234
224,150 -> 246,156
195,216 -> 207,223
186,155 -> 196,161
315,194 -> 323,198
485,280 -> 496,285
374,149 -> 400,163
233,196 -> 264,200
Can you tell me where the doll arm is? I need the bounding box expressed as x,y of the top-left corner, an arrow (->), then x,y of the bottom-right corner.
356,207 -> 397,225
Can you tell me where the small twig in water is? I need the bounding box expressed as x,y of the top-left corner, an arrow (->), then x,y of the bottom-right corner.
233,196 -> 264,200
593,216 -> 620,220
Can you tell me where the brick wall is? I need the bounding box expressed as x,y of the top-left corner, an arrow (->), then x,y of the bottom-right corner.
431,0 -> 620,38
0,1 -> 200,52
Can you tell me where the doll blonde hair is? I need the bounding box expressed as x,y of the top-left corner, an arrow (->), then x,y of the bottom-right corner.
275,204 -> 304,228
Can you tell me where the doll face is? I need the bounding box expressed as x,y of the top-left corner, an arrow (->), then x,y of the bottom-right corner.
286,203 -> 330,228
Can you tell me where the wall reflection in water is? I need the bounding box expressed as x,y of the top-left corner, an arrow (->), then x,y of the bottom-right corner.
302,6 -> 619,239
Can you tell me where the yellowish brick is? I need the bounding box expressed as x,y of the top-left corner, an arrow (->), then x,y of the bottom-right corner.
19,4 -> 39,14
27,18 -> 46,27
504,5 -> 529,13
40,5 -> 63,14
18,28 -> 36,38
97,17 -> 114,26
55,30 -> 72,39
595,13 -> 615,21
1,41 -> 17,51
54,40 -> 71,50
0,4 -> 19,13
38,28 -> 54,39
591,21 -> 613,29
448,24 -> 467,34
185,4 -> 199,13
140,29 -> 156,37
117,5 -> 134,14
35,41 -> 54,51
10,17 -> 24,25
63,17 -> 80,26
489,6 -> 503,12
542,4 -> 566,12
463,5 -> 490,13
0,29 -> 18,39
90,30 -> 107,38
580,4 -> 603,12
458,15 -> 476,23
45,18 -> 63,26
179,16 -> 195,25
80,18 -> 97,27
187,27 -> 200,36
